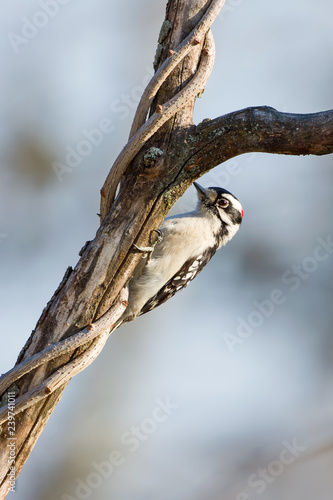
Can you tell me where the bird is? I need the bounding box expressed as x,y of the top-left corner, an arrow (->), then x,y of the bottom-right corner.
121,182 -> 243,322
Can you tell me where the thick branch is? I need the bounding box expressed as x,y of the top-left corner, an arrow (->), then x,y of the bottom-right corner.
0,1 -> 218,497
185,106 -> 333,176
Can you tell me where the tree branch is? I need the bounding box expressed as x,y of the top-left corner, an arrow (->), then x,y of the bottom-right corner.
129,0 -> 224,137
0,1 -> 222,496
0,289 -> 128,423
100,29 -> 216,220
185,107 -> 333,177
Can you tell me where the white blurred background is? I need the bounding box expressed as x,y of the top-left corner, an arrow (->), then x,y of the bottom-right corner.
1,1 -> 333,499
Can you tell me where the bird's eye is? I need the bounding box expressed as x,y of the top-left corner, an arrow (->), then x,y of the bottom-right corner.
218,199 -> 229,208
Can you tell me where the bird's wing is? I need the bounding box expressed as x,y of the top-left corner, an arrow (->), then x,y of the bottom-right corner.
139,246 -> 217,315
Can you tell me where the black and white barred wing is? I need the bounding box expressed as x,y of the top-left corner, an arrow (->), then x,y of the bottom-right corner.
139,247 -> 217,315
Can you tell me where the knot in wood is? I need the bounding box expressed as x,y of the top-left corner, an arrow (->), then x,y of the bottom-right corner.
143,147 -> 164,168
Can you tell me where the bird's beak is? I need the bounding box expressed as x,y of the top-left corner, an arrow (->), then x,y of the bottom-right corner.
193,182 -> 216,204
193,182 -> 207,201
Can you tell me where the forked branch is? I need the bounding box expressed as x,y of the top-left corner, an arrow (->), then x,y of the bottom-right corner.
0,11 -> 219,427
0,2 -> 224,495
100,28 -> 216,221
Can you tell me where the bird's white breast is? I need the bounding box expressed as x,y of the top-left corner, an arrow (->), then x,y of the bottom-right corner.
125,211 -> 221,318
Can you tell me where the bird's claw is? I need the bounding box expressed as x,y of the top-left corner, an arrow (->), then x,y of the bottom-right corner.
133,229 -> 163,264
133,243 -> 155,253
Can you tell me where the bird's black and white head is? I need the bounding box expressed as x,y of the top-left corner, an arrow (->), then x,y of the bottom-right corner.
194,182 -> 243,246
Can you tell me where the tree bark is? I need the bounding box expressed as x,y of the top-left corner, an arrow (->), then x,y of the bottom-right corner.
0,0 -> 222,497
179,106 -> 333,181
0,1 -> 332,497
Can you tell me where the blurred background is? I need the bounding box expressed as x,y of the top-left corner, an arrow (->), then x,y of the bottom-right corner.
1,0 -> 333,499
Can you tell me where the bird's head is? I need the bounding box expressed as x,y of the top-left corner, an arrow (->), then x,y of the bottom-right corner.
194,181 -> 243,230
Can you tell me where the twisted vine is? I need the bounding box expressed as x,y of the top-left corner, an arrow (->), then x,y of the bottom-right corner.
99,0 -> 223,221
0,11 -> 221,424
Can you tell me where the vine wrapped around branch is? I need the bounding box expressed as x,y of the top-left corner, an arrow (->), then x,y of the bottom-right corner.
0,5 -> 220,433
100,29 -> 216,220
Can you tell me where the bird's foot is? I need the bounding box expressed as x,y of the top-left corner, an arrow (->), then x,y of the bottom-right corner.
133,229 -> 163,264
